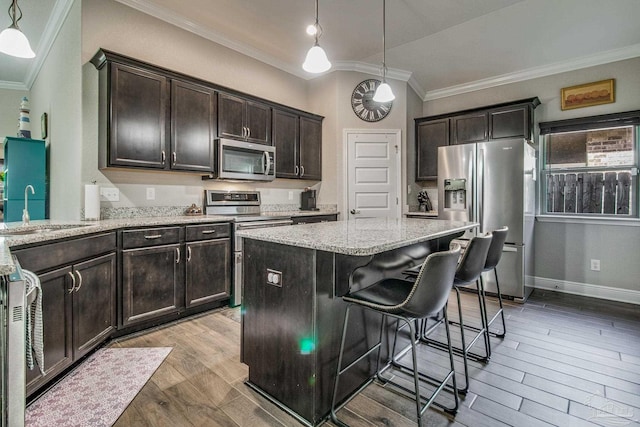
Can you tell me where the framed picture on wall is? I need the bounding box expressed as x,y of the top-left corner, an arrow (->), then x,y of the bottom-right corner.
561,79 -> 615,111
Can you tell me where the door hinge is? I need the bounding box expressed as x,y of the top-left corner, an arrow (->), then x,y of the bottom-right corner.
396,197 -> 399,205
395,145 -> 399,154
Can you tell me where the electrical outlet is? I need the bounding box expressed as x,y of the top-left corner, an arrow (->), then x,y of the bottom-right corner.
266,269 -> 282,287
590,259 -> 601,271
100,187 -> 119,202
146,187 -> 155,200
288,191 -> 293,201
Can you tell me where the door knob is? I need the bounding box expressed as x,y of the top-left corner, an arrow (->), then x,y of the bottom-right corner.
350,209 -> 361,215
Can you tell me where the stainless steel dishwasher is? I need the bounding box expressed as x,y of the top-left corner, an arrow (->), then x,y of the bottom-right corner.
1,256 -> 27,427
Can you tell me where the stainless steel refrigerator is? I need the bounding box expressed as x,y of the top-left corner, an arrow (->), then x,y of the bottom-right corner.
438,138 -> 536,301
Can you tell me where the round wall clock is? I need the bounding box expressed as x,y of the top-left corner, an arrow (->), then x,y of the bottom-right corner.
351,79 -> 393,122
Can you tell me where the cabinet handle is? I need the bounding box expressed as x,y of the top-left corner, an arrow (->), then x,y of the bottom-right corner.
242,126 -> 247,139
300,165 -> 305,177
172,151 -> 177,165
75,271 -> 83,292
144,234 -> 163,239
247,127 -> 251,138
161,151 -> 166,165
201,230 -> 217,235
67,271 -> 76,294
187,246 -> 192,262
294,165 -> 299,175
176,247 -> 181,264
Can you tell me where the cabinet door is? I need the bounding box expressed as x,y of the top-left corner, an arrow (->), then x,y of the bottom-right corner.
185,239 -> 231,308
25,266 -> 73,397
489,105 -> 529,140
299,117 -> 322,180
218,93 -> 245,140
273,109 -> 299,178
416,119 -> 449,180
451,112 -> 488,144
110,62 -> 169,168
121,244 -> 182,327
171,80 -> 216,172
245,100 -> 271,145
73,253 -> 116,360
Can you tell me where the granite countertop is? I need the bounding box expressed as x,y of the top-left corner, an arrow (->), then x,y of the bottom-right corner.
236,218 -> 477,256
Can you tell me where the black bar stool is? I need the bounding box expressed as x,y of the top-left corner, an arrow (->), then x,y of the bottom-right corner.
481,226 -> 509,338
330,245 -> 461,427
417,233 -> 493,394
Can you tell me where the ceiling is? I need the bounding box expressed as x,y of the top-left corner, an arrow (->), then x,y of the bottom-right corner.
2,0 -> 640,99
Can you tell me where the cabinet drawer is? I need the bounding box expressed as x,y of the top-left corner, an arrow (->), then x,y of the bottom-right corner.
121,226 -> 181,249
185,223 -> 230,241
292,214 -> 338,224
13,233 -> 116,274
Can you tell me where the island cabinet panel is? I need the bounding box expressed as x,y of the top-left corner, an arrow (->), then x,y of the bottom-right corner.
416,118 -> 449,181
171,80 -> 216,172
218,93 -> 271,145
121,244 -> 182,327
243,240 -> 317,421
185,238 -> 231,307
108,62 -> 169,168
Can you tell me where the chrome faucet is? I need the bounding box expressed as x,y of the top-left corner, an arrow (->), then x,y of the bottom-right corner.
22,185 -> 35,226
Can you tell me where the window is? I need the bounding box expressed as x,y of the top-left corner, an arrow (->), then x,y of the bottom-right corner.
540,111 -> 640,218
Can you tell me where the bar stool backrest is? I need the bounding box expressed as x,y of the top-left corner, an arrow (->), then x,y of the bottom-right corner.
484,227 -> 509,271
455,234 -> 493,285
403,244 -> 461,318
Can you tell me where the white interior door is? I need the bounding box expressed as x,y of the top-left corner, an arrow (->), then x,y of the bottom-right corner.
347,131 -> 401,221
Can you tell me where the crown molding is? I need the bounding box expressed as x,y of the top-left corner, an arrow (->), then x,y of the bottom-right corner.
423,43 -> 640,101
0,80 -> 28,91
21,0 -> 75,90
330,60 -> 412,82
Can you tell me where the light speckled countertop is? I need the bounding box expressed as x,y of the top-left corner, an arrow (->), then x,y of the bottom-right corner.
0,210 -> 340,275
236,218 -> 477,256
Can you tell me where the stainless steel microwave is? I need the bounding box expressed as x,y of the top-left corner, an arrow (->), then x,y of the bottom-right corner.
217,138 -> 276,181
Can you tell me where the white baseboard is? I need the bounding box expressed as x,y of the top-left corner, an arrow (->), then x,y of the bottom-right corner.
533,277 -> 640,305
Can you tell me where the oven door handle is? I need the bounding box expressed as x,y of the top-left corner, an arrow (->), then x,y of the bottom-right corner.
236,220 -> 293,229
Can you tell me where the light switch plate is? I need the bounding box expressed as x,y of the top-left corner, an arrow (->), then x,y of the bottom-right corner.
100,187 -> 119,202
146,187 -> 155,200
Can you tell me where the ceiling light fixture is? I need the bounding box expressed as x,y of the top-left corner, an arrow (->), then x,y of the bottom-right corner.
302,0 -> 331,74
0,0 -> 35,59
373,0 -> 395,103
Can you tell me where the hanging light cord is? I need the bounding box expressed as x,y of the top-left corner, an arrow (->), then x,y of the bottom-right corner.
314,0 -> 322,46
381,0 -> 387,81
8,0 -> 23,28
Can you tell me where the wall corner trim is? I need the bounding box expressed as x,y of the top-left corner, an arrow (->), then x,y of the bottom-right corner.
533,276 -> 640,305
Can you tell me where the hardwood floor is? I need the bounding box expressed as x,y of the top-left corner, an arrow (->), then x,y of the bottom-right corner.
111,290 -> 640,426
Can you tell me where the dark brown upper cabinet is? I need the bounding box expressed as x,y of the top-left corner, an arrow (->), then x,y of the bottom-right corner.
416,118 -> 449,181
451,112 -> 489,145
272,109 -> 322,180
414,97 -> 539,181
171,80 -> 216,172
106,62 -> 170,169
218,93 -> 271,145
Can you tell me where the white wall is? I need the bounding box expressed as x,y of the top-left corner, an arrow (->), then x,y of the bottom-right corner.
421,57 -> 640,294
29,0 -> 82,220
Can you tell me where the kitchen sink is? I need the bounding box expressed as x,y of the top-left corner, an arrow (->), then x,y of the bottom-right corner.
0,224 -> 90,236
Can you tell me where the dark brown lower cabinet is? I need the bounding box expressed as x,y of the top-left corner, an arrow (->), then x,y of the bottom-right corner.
185,238 -> 230,308
15,238 -> 117,397
121,244 -> 182,327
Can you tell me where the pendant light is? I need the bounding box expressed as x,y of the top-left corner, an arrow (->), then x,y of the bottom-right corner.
373,0 -> 395,102
0,0 -> 35,59
302,0 -> 331,73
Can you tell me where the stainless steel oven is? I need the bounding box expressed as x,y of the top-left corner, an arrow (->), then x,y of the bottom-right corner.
217,138 -> 276,181
204,190 -> 292,307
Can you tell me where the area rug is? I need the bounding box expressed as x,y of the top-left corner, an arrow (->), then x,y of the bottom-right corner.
25,347 -> 172,427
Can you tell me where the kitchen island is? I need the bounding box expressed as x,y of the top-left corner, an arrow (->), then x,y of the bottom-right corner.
237,218 -> 476,426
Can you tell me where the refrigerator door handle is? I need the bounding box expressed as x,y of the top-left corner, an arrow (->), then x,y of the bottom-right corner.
468,152 -> 474,224
478,148 -> 485,234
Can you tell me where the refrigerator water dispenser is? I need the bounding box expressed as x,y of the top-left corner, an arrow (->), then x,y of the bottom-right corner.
444,179 -> 466,210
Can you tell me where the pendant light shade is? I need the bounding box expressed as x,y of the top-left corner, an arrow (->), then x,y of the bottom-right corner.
373,0 -> 394,102
302,0 -> 331,73
0,0 -> 35,59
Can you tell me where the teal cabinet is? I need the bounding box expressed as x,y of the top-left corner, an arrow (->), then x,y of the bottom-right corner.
3,137 -> 47,222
